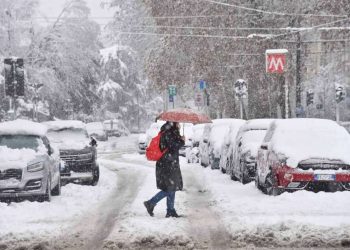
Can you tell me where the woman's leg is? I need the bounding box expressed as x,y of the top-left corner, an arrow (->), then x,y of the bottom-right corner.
149,190 -> 168,206
166,191 -> 176,212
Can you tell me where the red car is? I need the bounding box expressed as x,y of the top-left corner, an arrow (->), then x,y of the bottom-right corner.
256,119 -> 350,195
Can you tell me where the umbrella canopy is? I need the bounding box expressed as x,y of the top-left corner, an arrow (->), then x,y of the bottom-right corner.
157,108 -> 212,125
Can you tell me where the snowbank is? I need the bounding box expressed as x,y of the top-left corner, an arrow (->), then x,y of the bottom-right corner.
0,163 -> 117,237
269,119 -> 350,167
0,119 -> 47,136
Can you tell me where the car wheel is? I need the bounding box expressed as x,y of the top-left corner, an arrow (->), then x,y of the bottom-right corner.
39,179 -> 52,202
240,164 -> 250,185
264,172 -> 282,196
231,171 -> 239,181
51,176 -> 61,196
90,166 -> 100,186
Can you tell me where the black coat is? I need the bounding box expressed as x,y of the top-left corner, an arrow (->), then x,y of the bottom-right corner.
156,123 -> 185,192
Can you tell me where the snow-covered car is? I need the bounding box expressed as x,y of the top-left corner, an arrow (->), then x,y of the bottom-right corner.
256,119 -> 350,195
340,121 -> 350,133
218,119 -> 245,173
179,123 -> 193,157
206,119 -> 245,170
138,133 -> 147,154
186,124 -> 205,163
0,120 -> 61,202
145,120 -> 166,146
199,123 -> 212,167
44,120 -> 99,186
229,119 -> 274,184
86,122 -> 108,141
103,119 -> 130,137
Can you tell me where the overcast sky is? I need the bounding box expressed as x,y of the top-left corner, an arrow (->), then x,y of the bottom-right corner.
38,0 -> 114,26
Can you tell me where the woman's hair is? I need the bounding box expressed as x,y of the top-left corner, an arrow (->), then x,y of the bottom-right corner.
165,121 -> 179,131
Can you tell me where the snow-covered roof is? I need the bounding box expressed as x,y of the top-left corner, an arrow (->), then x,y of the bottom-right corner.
44,120 -> 86,131
0,119 -> 47,136
269,119 -> 350,167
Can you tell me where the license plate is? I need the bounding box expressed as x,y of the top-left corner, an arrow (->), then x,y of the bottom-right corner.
314,174 -> 336,181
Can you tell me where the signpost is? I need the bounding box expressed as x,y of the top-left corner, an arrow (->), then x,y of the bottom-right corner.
234,79 -> 248,119
266,49 -> 289,118
4,57 -> 25,120
335,84 -> 346,122
168,85 -> 177,109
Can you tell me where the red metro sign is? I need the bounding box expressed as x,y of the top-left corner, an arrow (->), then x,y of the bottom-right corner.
266,49 -> 288,74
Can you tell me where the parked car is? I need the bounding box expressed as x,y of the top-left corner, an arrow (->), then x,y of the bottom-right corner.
186,124 -> 205,163
103,119 -> 130,137
86,122 -> 108,141
256,118 -> 350,195
44,120 -> 99,186
229,119 -> 274,184
199,123 -> 212,167
179,123 -> 193,157
218,119 -> 245,173
0,119 -> 61,202
206,119 -> 245,170
138,133 -> 147,154
145,120 -> 166,146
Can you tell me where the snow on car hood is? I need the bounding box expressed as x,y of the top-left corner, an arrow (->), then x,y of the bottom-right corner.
270,119 -> 350,168
51,140 -> 90,150
0,146 -> 46,171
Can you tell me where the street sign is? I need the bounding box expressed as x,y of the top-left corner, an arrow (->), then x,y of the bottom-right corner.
168,85 -> 177,96
4,58 -> 25,97
169,95 -> 174,103
266,49 -> 288,74
199,80 -> 206,90
335,84 -> 346,103
195,92 -> 204,106
234,79 -> 248,99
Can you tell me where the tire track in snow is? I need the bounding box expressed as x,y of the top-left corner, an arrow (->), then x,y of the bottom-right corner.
182,165 -> 232,249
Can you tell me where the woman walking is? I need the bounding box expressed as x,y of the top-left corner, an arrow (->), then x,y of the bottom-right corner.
144,121 -> 185,218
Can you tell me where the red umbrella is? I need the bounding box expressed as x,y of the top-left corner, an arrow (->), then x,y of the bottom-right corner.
157,108 -> 212,125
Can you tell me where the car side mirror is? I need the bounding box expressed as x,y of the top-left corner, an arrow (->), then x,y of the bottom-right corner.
260,144 -> 268,150
90,137 -> 98,147
48,145 -> 54,156
203,139 -> 208,143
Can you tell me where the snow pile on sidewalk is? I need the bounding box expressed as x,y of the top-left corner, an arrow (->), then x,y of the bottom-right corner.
192,159 -> 350,248
0,164 -> 117,243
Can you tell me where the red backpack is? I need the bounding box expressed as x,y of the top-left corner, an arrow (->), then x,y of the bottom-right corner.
146,132 -> 167,161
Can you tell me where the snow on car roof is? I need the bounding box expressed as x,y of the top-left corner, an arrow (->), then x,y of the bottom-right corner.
243,119 -> 274,131
269,118 -> 350,167
210,119 -> 245,150
0,119 -> 47,136
44,120 -> 86,131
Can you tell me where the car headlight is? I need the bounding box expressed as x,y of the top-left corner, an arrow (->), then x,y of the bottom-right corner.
27,162 -> 44,172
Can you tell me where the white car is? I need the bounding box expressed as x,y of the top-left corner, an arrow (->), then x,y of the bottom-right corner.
87,122 -> 108,141
103,119 -> 130,137
229,119 -> 274,183
199,123 -> 212,167
218,119 -> 245,173
256,119 -> 350,195
138,133 -> 147,154
0,120 -> 61,202
186,124 -> 205,163
44,120 -> 99,186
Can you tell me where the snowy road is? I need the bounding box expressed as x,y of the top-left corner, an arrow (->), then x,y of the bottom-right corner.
1,135 -> 350,249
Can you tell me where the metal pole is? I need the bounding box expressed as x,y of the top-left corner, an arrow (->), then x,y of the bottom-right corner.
296,31 -> 302,109
336,102 -> 340,122
239,97 -> 243,119
284,75 -> 289,119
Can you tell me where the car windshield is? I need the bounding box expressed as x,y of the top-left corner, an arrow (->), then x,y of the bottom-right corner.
0,135 -> 42,150
47,128 -> 88,143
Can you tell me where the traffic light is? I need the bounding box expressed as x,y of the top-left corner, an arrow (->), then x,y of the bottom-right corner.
3,58 -> 25,97
335,85 -> 346,103
306,90 -> 314,106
